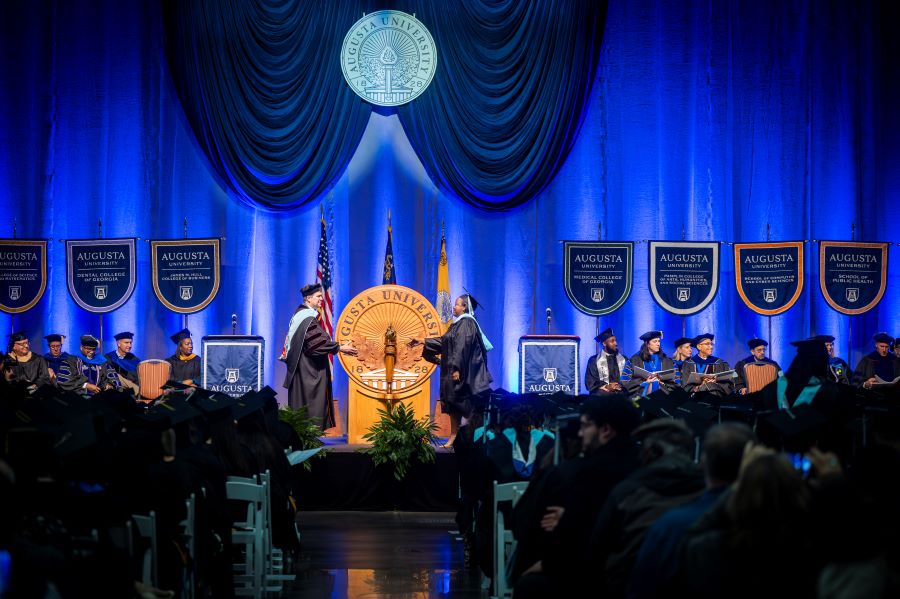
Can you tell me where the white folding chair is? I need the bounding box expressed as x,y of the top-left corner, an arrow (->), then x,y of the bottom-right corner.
227,480 -> 266,598
132,511 -> 158,589
180,493 -> 197,599
491,481 -> 529,599
258,470 -> 296,591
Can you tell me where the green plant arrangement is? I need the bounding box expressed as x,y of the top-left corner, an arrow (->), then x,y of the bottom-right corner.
361,402 -> 440,481
278,405 -> 327,471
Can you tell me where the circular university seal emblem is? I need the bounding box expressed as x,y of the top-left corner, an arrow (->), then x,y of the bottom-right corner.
340,10 -> 437,107
336,285 -> 441,394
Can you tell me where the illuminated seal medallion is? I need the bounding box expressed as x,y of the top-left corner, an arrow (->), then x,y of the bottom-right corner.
336,285 -> 441,393
340,10 -> 437,107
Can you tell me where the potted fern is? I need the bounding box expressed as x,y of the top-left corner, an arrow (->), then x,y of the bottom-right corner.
361,402 -> 440,482
278,405 -> 327,471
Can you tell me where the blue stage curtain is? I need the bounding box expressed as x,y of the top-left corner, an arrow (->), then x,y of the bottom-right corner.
397,0 -> 607,211
161,0 -> 372,210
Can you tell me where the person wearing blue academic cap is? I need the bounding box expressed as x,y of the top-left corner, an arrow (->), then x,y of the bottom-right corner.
733,338 -> 782,395
585,328 -> 628,395
43,333 -> 73,386
854,332 -> 900,393
165,328 -> 201,385
105,331 -> 142,394
627,331 -> 677,396
6,331 -> 51,393
679,333 -> 735,398
61,334 -> 121,396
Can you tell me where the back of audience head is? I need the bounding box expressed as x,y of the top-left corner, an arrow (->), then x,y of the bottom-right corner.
702,422 -> 757,487
631,418 -> 694,465
578,394 -> 641,454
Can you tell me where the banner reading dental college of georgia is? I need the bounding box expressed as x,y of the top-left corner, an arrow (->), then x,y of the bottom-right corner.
563,241 -> 633,316
66,239 -> 136,313
734,242 -> 804,315
819,241 -> 889,315
649,241 -> 720,315
150,239 -> 221,314
0,239 -> 47,314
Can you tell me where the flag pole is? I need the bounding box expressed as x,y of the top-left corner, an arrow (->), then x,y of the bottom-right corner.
767,223 -> 772,355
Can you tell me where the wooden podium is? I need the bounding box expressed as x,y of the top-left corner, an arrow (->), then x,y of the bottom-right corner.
347,379 -> 432,444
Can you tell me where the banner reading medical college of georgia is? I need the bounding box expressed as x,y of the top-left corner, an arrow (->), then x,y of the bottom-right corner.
733,242 -> 804,315
649,241 -> 720,315
0,239 -> 47,314
819,241 -> 889,315
150,239 -> 221,314
66,239 -> 136,313
563,241 -> 633,316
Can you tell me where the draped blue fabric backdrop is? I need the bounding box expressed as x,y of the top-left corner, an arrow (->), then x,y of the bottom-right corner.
1,1 -> 897,423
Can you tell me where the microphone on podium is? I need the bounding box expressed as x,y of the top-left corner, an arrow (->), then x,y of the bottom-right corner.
546,307 -> 552,335
231,313 -> 237,335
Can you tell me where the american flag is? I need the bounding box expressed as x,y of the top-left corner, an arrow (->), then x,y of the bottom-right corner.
316,214 -> 334,364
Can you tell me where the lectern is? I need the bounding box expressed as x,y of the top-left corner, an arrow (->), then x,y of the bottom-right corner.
518,335 -> 581,395
201,335 -> 265,398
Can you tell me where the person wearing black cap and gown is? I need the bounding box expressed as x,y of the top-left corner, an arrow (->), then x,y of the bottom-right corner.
627,331 -> 677,395
6,332 -> 51,393
166,328 -> 201,385
854,333 -> 900,393
61,335 -> 121,395
105,331 -> 141,390
585,328 -> 628,395
734,338 -> 782,395
42,333 -> 73,386
409,292 -> 493,440
282,283 -> 357,430
680,333 -> 734,398
820,335 -> 851,385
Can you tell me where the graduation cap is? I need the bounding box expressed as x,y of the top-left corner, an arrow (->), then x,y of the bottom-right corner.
747,338 -> 768,350
673,337 -> 693,348
811,334 -> 835,343
631,418 -> 696,450
150,397 -> 203,427
79,334 -> 99,348
640,331 -> 663,342
301,283 -> 322,297
128,409 -> 174,432
233,395 -> 266,421
761,405 -> 828,452
7,331 -> 27,344
113,331 -> 134,341
671,400 -> 719,437
692,333 -> 714,345
873,332 -> 894,344
595,328 -> 615,343
190,391 -> 236,422
44,333 -> 64,344
461,287 -> 482,313
256,386 -> 280,412
170,328 -> 192,344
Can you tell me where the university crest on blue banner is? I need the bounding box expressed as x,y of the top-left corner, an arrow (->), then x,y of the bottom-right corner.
733,242 -> 804,315
150,239 -> 221,313
65,239 -> 136,313
202,335 -> 265,397
819,241 -> 888,315
563,241 -> 633,316
0,239 -> 47,314
649,241 -> 720,315
519,336 -> 580,396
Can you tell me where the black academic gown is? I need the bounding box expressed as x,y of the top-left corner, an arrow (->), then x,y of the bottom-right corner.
9,352 -> 52,390
853,352 -> 900,398
105,350 -> 141,384
282,315 -> 338,430
422,316 -> 492,418
626,352 -> 678,395
680,355 -> 734,397
166,354 -> 202,382
733,356 -> 781,393
585,351 -> 628,395
59,354 -> 121,394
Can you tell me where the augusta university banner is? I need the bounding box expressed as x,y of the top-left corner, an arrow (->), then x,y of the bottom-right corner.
649,241 -> 720,315
0,239 -> 47,314
734,242 -> 804,315
65,239 -> 136,313
563,241 -> 633,316
150,239 -> 221,313
202,335 -> 265,397
819,241 -> 889,315
519,335 -> 580,396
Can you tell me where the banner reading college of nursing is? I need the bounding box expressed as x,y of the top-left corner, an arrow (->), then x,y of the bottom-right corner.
66,238 -> 136,313
649,241 -> 720,315
733,242 -> 804,315
0,239 -> 47,314
150,239 -> 221,314
563,241 -> 633,316
819,241 -> 889,315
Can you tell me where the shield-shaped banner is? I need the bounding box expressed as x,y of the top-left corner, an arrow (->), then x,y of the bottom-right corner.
819,241 -> 888,315
66,238 -> 136,313
563,241 -> 633,316
734,242 -> 804,315
0,239 -> 47,314
150,239 -> 221,314
649,241 -> 720,315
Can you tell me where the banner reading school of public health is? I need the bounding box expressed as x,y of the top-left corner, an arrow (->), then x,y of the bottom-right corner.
649,241 -> 720,315
563,241 -> 633,316
0,239 -> 47,314
819,241 -> 889,315
150,239 -> 221,314
733,242 -> 804,315
66,238 -> 136,313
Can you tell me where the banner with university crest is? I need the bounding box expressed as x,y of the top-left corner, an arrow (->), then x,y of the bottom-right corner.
563,241 -> 633,316
150,239 -> 221,313
66,238 -> 136,313
0,239 -> 47,314
649,241 -> 720,315
734,242 -> 804,315
819,241 -> 888,315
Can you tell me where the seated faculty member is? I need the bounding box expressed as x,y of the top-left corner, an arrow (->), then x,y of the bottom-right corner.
680,333 -> 734,398
734,338 -> 782,395
585,328 -> 628,395
62,334 -> 121,396
627,331 -> 677,395
105,331 -> 141,395
166,328 -> 202,386
43,333 -> 72,385
854,332 -> 900,392
6,331 -> 52,393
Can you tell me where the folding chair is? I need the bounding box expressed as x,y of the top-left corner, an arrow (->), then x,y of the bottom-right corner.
258,470 -> 296,591
227,480 -> 266,598
137,359 -> 172,404
132,511 -> 159,589
180,493 -> 197,599
491,480 -> 529,599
